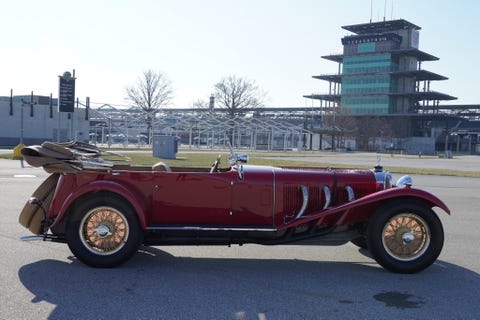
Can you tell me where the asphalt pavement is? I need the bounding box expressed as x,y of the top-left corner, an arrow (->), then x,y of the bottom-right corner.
0,157 -> 479,319
266,151 -> 480,172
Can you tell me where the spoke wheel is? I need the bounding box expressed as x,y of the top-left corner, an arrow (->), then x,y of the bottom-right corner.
367,200 -> 444,274
66,194 -> 142,268
80,207 -> 129,255
382,213 -> 430,262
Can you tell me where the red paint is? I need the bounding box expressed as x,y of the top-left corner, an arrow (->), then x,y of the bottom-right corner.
47,164 -> 449,232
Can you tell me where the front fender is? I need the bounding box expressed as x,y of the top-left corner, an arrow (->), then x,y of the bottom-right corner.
352,186 -> 450,215
49,178 -> 148,229
282,186 -> 450,230
370,187 -> 451,215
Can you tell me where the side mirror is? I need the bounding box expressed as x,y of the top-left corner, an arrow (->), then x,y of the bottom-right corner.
235,153 -> 249,163
229,153 -> 248,166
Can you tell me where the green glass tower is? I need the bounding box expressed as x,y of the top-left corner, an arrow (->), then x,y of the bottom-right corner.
305,19 -> 456,115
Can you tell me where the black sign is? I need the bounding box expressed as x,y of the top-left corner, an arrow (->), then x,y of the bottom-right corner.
59,74 -> 75,112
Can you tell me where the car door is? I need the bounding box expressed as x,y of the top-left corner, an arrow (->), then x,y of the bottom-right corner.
151,170 -> 236,225
230,165 -> 275,227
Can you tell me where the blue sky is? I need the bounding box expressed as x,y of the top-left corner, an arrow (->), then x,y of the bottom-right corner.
1,0 -> 478,108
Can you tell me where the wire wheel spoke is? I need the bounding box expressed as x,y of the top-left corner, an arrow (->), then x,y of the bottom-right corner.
382,213 -> 430,261
80,207 -> 129,255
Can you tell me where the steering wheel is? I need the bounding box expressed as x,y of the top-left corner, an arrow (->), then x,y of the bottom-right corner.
209,154 -> 222,173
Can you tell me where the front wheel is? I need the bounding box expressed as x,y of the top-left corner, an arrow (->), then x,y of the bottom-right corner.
66,194 -> 143,268
367,200 -> 444,273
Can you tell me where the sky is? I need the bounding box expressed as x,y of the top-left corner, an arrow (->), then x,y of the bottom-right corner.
1,0 -> 479,109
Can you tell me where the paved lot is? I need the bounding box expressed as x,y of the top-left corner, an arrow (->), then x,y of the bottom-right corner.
267,151 -> 480,172
0,157 -> 479,319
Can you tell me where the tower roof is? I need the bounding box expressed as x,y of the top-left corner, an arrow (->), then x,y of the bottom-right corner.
321,48 -> 439,63
342,19 -> 421,35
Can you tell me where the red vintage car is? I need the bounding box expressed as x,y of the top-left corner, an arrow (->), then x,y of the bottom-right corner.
19,141 -> 449,273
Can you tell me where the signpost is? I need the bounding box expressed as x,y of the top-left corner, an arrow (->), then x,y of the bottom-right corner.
59,71 -> 75,112
58,70 -> 76,142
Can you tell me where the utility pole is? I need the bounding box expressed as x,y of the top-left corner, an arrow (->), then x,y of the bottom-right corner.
20,91 -> 37,144
9,89 -> 13,116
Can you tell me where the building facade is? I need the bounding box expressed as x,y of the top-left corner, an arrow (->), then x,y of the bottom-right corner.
306,19 -> 456,114
304,19 -> 480,154
0,94 -> 89,147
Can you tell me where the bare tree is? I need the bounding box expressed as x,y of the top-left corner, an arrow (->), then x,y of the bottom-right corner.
214,75 -> 265,117
353,115 -> 394,151
126,70 -> 173,143
213,75 -> 266,145
192,99 -> 209,109
191,98 -> 212,113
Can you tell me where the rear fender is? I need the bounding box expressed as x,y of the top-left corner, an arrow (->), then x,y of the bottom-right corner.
49,179 -> 148,229
281,187 -> 450,229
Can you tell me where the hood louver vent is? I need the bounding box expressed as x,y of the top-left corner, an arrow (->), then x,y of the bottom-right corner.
283,185 -> 322,220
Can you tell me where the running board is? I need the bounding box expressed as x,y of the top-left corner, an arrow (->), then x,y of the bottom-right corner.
20,235 -> 65,243
146,226 -> 277,232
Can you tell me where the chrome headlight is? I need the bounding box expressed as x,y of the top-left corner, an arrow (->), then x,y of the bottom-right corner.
396,175 -> 413,187
373,169 -> 393,190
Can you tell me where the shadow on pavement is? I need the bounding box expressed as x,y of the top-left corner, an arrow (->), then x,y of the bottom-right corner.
19,246 -> 480,319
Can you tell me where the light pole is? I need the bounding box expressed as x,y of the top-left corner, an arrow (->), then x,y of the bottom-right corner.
20,91 -> 36,145
444,130 -> 448,158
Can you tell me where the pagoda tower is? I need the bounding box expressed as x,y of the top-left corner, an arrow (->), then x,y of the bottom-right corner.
305,19 -> 456,116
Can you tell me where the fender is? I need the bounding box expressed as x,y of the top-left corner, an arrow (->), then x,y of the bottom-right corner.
345,186 -> 451,214
280,186 -> 450,230
49,178 -> 149,229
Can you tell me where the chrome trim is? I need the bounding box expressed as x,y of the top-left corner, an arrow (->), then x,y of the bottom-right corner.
396,175 -> 413,187
402,232 -> 415,244
296,185 -> 309,219
236,154 -> 249,163
20,234 -> 64,242
385,171 -> 393,188
373,169 -> 393,189
323,186 -> 331,209
20,235 -> 45,241
238,164 -> 244,180
345,186 -> 355,202
146,226 -> 277,232
227,141 -> 249,165
271,166 -> 276,226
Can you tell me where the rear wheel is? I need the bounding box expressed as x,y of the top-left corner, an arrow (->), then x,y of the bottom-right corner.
367,200 -> 444,273
66,194 -> 143,267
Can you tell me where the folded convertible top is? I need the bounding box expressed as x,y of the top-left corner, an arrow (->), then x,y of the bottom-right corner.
21,141 -> 113,173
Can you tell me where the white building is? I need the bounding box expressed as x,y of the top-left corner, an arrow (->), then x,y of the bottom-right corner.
0,94 -> 89,147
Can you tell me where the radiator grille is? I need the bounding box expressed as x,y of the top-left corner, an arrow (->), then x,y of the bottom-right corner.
283,185 -> 323,217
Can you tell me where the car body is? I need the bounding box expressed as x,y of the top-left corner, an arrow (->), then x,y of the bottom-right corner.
19,141 -> 449,273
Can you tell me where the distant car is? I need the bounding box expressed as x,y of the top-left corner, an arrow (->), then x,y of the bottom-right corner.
19,141 -> 449,273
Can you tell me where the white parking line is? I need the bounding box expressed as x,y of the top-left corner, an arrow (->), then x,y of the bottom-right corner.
13,174 -> 37,178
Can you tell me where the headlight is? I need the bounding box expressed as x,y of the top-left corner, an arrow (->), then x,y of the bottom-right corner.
395,175 -> 413,187
373,169 -> 393,190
